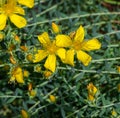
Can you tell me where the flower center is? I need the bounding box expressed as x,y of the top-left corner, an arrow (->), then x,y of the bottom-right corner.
72,40 -> 82,51
3,0 -> 16,15
46,42 -> 58,54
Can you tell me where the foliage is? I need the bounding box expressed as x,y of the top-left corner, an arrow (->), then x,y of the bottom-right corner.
0,0 -> 120,118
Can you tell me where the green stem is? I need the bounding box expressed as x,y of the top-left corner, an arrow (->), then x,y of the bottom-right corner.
28,87 -> 58,114
92,57 -> 120,62
94,30 -> 120,39
31,104 -> 50,115
63,77 -> 81,98
27,12 -> 120,27
66,105 -> 88,118
104,0 -> 120,5
28,0 -> 64,22
36,81 -> 49,88
43,87 -> 58,99
90,101 -> 120,109
28,101 -> 41,112
58,67 -> 120,75
0,95 -> 22,98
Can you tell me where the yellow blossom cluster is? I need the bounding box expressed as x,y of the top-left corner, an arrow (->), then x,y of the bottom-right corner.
33,23 -> 101,72
0,0 -> 34,30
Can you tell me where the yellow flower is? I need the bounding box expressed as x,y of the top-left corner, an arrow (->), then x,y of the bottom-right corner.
33,32 -> 66,72
49,95 -> 56,103
9,66 -> 24,84
87,83 -> 97,96
0,0 -> 27,30
52,22 -> 60,34
56,26 -> 101,66
21,109 -> 29,118
17,0 -> 34,8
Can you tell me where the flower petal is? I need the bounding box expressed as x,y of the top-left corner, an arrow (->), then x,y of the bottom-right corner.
0,14 -> 7,30
56,48 -> 66,61
64,49 -> 75,66
38,32 -> 51,46
56,35 -> 72,47
17,0 -> 34,8
33,50 -> 48,63
74,25 -> 84,42
9,14 -> 27,28
81,39 -> 101,51
44,54 -> 56,72
77,50 -> 91,66
14,6 -> 25,15
15,72 -> 24,84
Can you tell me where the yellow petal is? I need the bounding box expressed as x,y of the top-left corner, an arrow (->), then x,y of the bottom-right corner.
7,0 -> 16,7
15,73 -> 24,84
74,25 -> 84,42
44,54 -> 56,72
17,0 -> 34,8
14,6 -> 25,15
56,35 -> 72,47
64,49 -> 75,66
56,48 -> 66,60
0,14 -> 7,30
77,50 -> 91,66
81,39 -> 101,51
0,8 -> 2,13
38,32 -> 51,46
9,14 -> 27,28
33,50 -> 48,63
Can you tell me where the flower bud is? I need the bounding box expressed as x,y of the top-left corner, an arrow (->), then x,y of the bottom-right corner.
44,70 -> 52,78
23,70 -> 30,77
21,109 -> 29,118
20,46 -> 28,52
10,56 -> 16,64
52,22 -> 60,34
49,95 -> 56,103
29,90 -> 36,97
28,83 -> 33,91
0,32 -> 4,42
26,54 -> 33,62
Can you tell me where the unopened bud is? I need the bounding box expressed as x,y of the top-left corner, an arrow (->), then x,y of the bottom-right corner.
52,22 -> 60,34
